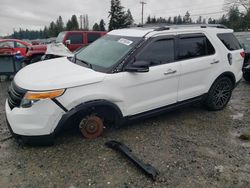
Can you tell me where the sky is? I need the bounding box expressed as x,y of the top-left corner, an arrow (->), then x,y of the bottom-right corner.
0,0 -> 226,36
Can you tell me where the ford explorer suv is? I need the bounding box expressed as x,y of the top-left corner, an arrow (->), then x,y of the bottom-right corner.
26,31 -> 107,63
6,25 -> 244,145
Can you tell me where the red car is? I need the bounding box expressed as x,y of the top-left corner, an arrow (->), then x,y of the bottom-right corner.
26,31 -> 107,63
0,39 -> 31,57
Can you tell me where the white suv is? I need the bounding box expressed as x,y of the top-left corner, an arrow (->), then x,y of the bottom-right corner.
6,25 -> 244,145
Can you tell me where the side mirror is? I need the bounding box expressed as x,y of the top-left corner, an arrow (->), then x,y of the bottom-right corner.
125,60 -> 150,73
65,40 -> 71,46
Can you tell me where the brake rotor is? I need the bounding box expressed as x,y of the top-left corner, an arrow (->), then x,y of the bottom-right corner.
79,115 -> 104,139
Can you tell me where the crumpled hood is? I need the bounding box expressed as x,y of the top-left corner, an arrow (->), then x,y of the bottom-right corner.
14,57 -> 106,91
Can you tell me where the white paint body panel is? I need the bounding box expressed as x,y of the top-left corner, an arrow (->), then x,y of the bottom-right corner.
6,27 -> 244,136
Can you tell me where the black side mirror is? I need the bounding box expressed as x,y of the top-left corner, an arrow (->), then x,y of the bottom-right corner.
125,60 -> 150,73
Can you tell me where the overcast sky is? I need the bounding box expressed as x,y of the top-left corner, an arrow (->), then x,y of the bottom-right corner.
0,0 -> 226,36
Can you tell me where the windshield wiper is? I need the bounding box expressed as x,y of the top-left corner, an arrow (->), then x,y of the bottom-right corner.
74,56 -> 92,69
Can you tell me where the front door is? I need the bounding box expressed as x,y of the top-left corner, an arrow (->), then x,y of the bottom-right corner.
111,36 -> 181,116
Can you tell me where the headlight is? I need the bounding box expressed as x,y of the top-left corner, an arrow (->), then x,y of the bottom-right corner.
20,89 -> 65,108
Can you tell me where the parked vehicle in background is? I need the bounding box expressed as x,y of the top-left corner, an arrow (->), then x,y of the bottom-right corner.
25,44 -> 47,63
6,25 -> 244,145
0,39 -> 31,57
235,32 -> 250,81
26,31 -> 107,63
56,31 -> 107,51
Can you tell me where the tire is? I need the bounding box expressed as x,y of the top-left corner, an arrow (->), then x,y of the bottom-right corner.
243,73 -> 250,82
205,77 -> 233,111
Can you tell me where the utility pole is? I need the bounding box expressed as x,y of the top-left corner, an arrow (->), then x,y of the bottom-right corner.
140,1 -> 146,25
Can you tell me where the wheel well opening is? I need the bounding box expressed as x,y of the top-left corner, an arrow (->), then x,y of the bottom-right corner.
218,72 -> 236,87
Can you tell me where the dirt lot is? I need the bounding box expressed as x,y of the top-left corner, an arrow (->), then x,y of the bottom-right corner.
0,78 -> 250,188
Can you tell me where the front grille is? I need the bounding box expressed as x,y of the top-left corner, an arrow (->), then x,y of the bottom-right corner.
8,82 -> 26,110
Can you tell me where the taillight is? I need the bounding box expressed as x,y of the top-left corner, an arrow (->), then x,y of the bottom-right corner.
240,51 -> 245,58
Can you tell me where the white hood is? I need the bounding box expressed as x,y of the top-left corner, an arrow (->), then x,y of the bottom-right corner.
14,57 -> 106,91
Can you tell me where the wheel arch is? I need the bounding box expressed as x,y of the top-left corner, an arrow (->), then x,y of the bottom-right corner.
211,71 -> 236,89
54,99 -> 124,133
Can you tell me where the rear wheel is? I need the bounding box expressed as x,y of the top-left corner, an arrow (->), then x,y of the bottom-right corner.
243,72 -> 250,82
205,77 -> 233,111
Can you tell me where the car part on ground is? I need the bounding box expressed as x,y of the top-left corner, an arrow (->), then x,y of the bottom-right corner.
105,140 -> 160,181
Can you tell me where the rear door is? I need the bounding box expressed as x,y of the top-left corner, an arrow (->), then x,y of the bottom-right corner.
66,33 -> 84,52
176,33 -> 219,101
120,36 -> 181,115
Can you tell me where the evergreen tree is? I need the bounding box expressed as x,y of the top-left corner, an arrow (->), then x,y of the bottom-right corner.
196,16 -> 202,24
66,20 -> 72,30
48,21 -> 56,37
177,15 -> 182,24
173,16 -> 178,24
99,19 -> 106,31
167,17 -> 172,24
125,9 -> 134,26
108,0 -> 127,30
93,23 -> 100,31
56,16 -> 64,34
183,11 -> 191,23
147,16 -> 151,24
71,15 -> 79,30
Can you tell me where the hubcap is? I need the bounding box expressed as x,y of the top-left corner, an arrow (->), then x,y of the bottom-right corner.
212,81 -> 231,108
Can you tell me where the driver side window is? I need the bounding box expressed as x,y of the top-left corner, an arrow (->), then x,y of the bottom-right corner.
136,38 -> 175,66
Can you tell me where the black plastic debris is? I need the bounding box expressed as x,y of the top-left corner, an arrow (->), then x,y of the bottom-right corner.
105,140 -> 159,181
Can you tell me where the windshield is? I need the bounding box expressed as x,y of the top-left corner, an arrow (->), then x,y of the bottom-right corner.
235,33 -> 250,52
75,35 -> 141,71
56,32 -> 66,43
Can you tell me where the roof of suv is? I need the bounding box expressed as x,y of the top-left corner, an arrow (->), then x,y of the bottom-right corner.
109,24 -> 233,38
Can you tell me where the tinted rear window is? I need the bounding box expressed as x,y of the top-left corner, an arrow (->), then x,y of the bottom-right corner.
88,33 -> 101,43
178,36 -> 215,60
217,33 -> 241,51
68,33 -> 83,44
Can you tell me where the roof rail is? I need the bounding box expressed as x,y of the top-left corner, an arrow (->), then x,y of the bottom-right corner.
137,24 -> 228,31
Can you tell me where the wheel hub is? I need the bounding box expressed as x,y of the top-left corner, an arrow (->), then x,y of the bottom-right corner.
79,115 -> 104,139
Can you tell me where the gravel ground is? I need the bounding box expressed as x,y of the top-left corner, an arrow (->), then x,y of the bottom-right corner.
0,78 -> 250,188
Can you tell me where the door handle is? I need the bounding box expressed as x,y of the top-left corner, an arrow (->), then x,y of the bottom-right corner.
210,60 -> 219,64
164,69 -> 177,75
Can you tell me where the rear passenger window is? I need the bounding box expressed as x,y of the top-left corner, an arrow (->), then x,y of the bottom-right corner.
68,33 -> 83,44
137,39 -> 175,66
88,33 -> 101,43
217,33 -> 241,51
178,36 -> 215,60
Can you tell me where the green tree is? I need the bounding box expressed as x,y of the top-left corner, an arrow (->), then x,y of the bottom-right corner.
108,0 -> 127,30
66,20 -> 72,30
125,9 -> 134,26
177,15 -> 182,24
183,11 -> 191,23
92,23 -> 100,31
56,16 -> 64,34
48,21 -> 56,37
147,16 -> 151,23
71,15 -> 79,30
99,19 -> 106,31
